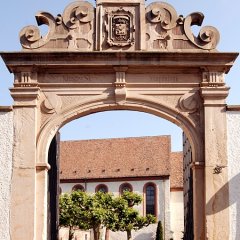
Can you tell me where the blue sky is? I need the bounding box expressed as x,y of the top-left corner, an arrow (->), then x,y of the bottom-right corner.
0,0 -> 239,151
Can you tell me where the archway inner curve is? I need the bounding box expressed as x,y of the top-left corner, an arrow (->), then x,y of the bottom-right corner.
37,100 -> 201,167
48,107 -> 191,240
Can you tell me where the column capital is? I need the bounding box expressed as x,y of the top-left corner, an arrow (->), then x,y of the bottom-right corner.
200,86 -> 229,107
10,87 -> 40,107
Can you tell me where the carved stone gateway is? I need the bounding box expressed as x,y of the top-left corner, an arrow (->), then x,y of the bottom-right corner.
0,0 -> 238,239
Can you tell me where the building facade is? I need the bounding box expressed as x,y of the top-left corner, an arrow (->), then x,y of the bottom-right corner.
59,136 -> 183,240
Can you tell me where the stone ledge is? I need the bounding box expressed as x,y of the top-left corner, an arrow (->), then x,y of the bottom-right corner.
1,51 -> 238,75
226,105 -> 240,111
0,106 -> 13,112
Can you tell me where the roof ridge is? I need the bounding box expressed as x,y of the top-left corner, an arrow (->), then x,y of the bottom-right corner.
60,135 -> 171,143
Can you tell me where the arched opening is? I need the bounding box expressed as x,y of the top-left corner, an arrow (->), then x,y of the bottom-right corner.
143,182 -> 157,217
95,184 -> 108,193
146,185 -> 155,215
72,184 -> 85,192
44,109 -> 190,240
119,183 -> 133,194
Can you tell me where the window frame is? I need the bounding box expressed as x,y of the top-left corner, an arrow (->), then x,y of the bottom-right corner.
95,184 -> 108,193
143,182 -> 158,217
72,184 -> 85,192
119,182 -> 133,195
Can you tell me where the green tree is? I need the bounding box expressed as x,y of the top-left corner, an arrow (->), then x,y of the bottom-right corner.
107,191 -> 157,240
85,191 -> 115,240
59,191 -> 88,240
59,191 -> 114,240
59,190 -> 156,240
155,220 -> 164,240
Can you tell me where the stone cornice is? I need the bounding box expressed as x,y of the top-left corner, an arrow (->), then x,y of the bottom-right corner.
1,51 -> 238,74
60,175 -> 169,183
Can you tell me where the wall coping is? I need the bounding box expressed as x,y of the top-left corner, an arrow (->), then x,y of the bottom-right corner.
226,105 -> 240,111
0,106 -> 13,112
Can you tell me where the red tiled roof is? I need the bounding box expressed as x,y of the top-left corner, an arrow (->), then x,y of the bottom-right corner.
60,136 -> 171,180
170,152 -> 183,189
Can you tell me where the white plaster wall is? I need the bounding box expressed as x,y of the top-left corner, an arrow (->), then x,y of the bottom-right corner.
170,191 -> 184,240
61,179 -> 170,240
61,180 -> 165,218
227,111 -> 240,240
109,223 -> 157,240
163,179 -> 171,239
0,111 -> 13,240
59,227 -> 91,240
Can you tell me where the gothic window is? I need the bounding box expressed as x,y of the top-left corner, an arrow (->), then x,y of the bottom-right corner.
119,183 -> 133,194
72,184 -> 85,192
144,183 -> 157,216
95,184 -> 108,193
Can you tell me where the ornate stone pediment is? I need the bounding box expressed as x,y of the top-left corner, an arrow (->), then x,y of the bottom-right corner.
19,0 -> 220,51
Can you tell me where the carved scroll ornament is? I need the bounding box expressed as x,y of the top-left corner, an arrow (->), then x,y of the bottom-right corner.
41,93 -> 62,114
184,12 -> 220,50
20,1 -> 94,50
145,1 -> 220,51
62,1 -> 94,28
146,2 -> 178,30
178,92 -> 199,113
19,12 -> 56,49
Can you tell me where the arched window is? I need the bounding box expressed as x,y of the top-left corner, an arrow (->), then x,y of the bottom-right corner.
72,184 -> 85,192
119,183 -> 133,194
95,184 -> 108,193
144,183 -> 157,216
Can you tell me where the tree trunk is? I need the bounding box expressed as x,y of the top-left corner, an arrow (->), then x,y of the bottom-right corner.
105,229 -> 109,240
127,230 -> 132,240
93,227 -> 99,240
93,225 -> 104,240
68,226 -> 74,240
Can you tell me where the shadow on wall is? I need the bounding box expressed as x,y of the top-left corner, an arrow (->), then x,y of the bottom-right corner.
206,173 -> 240,240
134,232 -> 155,240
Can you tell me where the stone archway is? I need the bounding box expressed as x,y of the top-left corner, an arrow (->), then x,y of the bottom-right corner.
1,1 -> 238,239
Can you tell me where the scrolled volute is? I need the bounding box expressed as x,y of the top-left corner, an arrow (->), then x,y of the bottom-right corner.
184,12 -> 220,50
146,2 -> 178,30
20,26 -> 41,43
62,1 -> 94,29
19,12 -> 56,49
178,91 -> 199,113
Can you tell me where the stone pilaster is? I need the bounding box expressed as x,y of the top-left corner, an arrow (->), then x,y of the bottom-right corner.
201,73 -> 230,239
36,163 -> 50,240
192,162 -> 205,239
10,86 -> 40,240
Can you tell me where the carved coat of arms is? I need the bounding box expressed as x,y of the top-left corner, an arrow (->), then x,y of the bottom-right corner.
113,16 -> 130,41
106,8 -> 134,47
